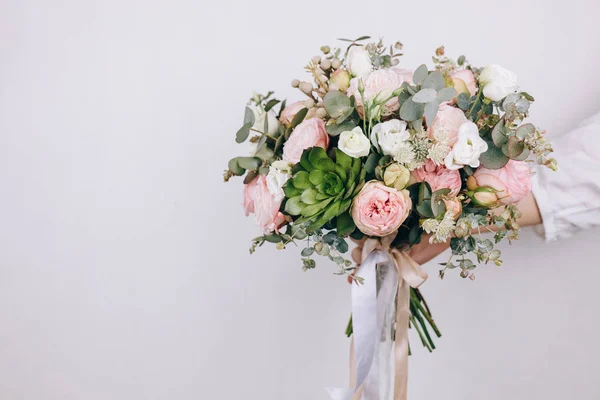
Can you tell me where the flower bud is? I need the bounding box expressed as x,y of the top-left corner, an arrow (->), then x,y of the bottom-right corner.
358,78 -> 365,94
299,82 -> 313,95
291,79 -> 300,88
311,55 -> 321,64
320,46 -> 331,54
330,69 -> 351,92
320,59 -> 331,70
466,176 -> 477,191
331,58 -> 341,69
304,99 -> 315,109
443,198 -> 462,220
472,190 -> 498,207
276,242 -> 285,250
383,163 -> 410,190
315,107 -> 327,119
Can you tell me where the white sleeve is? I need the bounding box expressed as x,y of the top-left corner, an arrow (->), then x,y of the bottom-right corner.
532,112 -> 600,241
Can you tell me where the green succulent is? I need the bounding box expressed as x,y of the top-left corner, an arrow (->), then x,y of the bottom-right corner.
283,147 -> 366,234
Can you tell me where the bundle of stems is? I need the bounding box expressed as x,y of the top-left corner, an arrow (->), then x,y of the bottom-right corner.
344,288 -> 441,353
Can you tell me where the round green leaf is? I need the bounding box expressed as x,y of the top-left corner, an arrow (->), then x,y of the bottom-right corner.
479,139 -> 509,169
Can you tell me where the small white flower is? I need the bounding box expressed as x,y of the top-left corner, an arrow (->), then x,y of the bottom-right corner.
346,45 -> 372,77
370,119 -> 410,156
422,219 -> 439,234
266,166 -> 290,201
444,121 -> 488,170
249,104 -> 281,136
431,214 -> 456,243
427,142 -> 451,165
479,64 -> 519,102
392,142 -> 416,166
271,160 -> 292,174
338,126 -> 371,158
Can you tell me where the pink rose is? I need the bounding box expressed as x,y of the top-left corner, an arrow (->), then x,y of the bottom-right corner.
347,68 -> 413,117
449,69 -> 477,97
280,101 -> 307,126
243,176 -> 288,234
351,181 -> 412,237
282,118 -> 329,164
472,160 -> 532,205
443,198 -> 462,220
411,160 -> 462,196
427,103 -> 468,146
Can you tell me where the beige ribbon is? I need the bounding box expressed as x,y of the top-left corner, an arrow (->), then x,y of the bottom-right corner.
352,232 -> 428,400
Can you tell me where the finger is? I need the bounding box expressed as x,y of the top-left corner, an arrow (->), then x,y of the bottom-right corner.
351,246 -> 362,265
350,237 -> 367,247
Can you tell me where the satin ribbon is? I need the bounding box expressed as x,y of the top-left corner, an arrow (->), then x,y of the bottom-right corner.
327,232 -> 427,400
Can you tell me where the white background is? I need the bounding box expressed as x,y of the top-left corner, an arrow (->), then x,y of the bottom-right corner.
1,1 -> 600,399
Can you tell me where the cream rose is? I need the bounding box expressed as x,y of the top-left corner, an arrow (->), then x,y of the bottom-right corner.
370,119 -> 410,156
338,126 -> 370,158
346,45 -> 372,77
479,64 -> 519,102
351,181 -> 412,237
282,118 -> 330,164
444,121 -> 488,170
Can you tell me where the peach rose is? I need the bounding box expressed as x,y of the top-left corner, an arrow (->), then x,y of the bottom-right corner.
411,160 -> 462,196
243,176 -> 288,234
427,103 -> 468,146
443,198 -> 462,220
351,181 -> 412,237
282,118 -> 329,164
449,69 -> 477,97
280,101 -> 307,126
347,68 -> 413,117
471,160 -> 532,205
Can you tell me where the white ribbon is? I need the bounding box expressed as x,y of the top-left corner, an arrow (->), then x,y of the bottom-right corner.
327,232 -> 427,400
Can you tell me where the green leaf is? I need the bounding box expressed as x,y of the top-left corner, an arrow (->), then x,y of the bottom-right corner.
437,87 -> 458,102
284,196 -> 305,215
399,97 -> 425,121
243,170 -> 258,184
457,93 -> 470,111
324,90 -> 353,119
283,181 -> 302,198
365,153 -> 380,174
336,212 -> 356,237
264,234 -> 281,243
326,120 -> 356,136
237,157 -> 261,170
290,108 -> 308,128
418,182 -> 432,203
457,55 -> 466,66
413,64 -> 429,86
243,106 -> 255,125
424,101 -> 440,125
416,201 -> 434,218
491,119 -> 509,147
412,88 -> 438,103
353,35 -> 371,41
512,147 -> 530,161
301,247 -> 315,256
309,170 -> 325,185
293,171 -> 312,189
301,189 -> 319,205
335,148 -> 353,169
408,224 -> 422,245
422,71 -> 445,91
235,122 -> 253,143
302,198 -> 334,218
520,92 -> 535,101
323,231 -> 337,244
264,99 -> 280,112
228,157 -> 245,176
335,239 -> 349,253
516,123 -> 535,140
431,196 -> 446,217
502,136 -> 525,159
479,139 -> 509,169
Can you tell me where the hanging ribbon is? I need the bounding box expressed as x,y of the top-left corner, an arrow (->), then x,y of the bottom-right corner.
326,231 -> 427,400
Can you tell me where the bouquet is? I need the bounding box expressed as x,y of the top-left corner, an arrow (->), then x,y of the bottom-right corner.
224,36 -> 556,399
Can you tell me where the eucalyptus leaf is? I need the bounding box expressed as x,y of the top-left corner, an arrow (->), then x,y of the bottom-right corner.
301,247 -> 315,257
228,157 -> 245,176
457,93 -> 470,111
336,212 -> 356,237
237,157 -> 262,170
365,153 -> 380,174
424,101 -> 440,125
399,97 -> 424,121
515,123 -> 535,140
290,108 -> 308,128
243,106 -> 255,125
479,139 -> 509,169
324,90 -> 352,119
416,201 -> 434,218
243,170 -> 258,184
502,137 -> 525,159
457,55 -> 466,66
520,92 -> 535,101
412,88 -> 438,103
264,99 -> 280,112
491,119 -> 509,147
235,122 -> 252,143
437,87 -> 458,102
512,147 -> 530,161
326,120 -> 357,137
413,64 -> 429,86
422,71 -> 445,91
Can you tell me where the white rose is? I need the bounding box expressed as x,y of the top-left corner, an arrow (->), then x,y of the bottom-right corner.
444,121 -> 488,170
370,119 -> 410,156
338,126 -> 370,158
479,64 -> 519,102
249,104 -> 281,136
346,46 -> 372,77
266,166 -> 290,201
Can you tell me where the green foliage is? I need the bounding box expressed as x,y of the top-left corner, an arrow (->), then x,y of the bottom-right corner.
283,147 -> 366,232
324,90 -> 354,123
479,139 -> 510,169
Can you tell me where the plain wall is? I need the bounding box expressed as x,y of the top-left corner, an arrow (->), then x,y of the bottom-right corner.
1,0 -> 600,399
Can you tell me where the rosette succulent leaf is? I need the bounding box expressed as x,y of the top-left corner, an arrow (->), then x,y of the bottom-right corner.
283,147 -> 366,232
